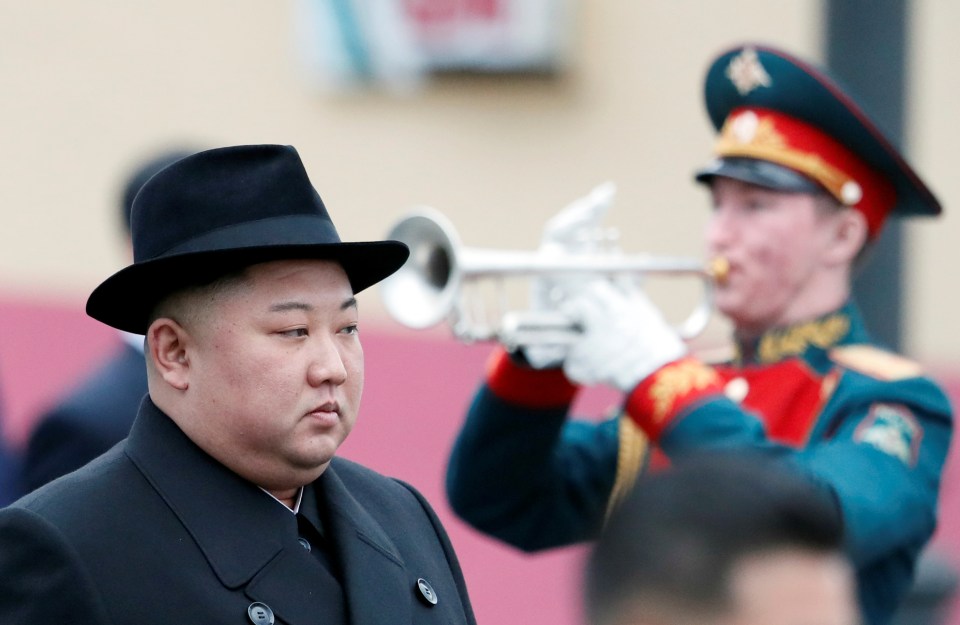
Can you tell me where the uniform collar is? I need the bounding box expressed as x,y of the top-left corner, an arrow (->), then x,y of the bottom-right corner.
732,301 -> 869,366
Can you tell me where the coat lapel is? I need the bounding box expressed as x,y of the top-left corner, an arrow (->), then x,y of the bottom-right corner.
321,464 -> 413,625
125,399 -> 287,587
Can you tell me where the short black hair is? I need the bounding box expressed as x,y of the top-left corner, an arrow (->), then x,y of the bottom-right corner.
584,452 -> 845,625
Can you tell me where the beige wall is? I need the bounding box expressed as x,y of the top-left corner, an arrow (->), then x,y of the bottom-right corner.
909,0 -> 960,366
2,2 -> 954,363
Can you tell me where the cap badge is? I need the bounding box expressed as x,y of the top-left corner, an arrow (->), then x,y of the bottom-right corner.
726,47 -> 771,96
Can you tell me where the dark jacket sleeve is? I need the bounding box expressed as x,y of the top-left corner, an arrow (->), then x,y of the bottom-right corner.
446,385 -> 621,551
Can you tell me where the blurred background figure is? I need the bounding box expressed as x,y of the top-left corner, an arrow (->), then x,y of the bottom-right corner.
584,453 -> 858,625
0,388 -> 18,506
18,148 -> 194,493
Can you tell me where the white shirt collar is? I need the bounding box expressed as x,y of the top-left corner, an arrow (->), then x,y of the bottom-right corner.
120,330 -> 145,354
259,486 -> 304,514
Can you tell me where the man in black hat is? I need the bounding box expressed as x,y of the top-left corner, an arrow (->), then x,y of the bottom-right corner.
20,148 -> 192,493
445,44 -> 952,625
0,144 -> 476,625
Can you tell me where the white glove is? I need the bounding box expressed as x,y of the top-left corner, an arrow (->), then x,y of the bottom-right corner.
539,181 -> 617,256
561,279 -> 687,391
524,182 -> 617,369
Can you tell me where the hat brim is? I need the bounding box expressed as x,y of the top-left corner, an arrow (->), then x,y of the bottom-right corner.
86,241 -> 409,334
694,157 -> 823,193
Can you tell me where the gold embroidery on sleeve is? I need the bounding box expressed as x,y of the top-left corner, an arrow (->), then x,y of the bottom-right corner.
649,361 -> 720,423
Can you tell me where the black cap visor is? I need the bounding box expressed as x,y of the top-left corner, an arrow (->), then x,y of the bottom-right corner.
694,157 -> 823,194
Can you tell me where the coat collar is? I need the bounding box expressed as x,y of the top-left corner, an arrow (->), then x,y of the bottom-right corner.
732,301 -> 871,367
125,399 -> 410,625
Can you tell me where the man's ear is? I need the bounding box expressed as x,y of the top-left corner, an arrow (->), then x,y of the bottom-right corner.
146,317 -> 192,391
824,208 -> 869,267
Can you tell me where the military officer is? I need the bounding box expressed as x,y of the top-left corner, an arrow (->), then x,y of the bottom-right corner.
445,44 -> 952,625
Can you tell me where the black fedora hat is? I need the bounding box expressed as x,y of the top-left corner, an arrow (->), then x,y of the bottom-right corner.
86,144 -> 409,334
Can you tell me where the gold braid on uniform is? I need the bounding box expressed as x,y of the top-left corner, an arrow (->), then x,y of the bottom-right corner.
604,415 -> 650,523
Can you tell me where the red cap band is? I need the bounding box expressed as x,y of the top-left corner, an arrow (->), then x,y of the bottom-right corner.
716,107 -> 896,237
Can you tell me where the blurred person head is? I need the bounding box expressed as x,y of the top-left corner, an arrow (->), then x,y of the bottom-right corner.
584,454 -> 858,625
85,144 -> 409,504
119,148 -> 196,236
693,45 -> 940,337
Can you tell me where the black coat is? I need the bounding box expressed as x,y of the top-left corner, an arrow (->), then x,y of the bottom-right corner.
0,399 -> 476,625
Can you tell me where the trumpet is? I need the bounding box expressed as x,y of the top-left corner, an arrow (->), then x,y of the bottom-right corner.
380,207 -> 724,349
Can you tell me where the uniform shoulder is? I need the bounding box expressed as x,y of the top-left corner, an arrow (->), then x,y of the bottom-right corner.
828,344 -> 925,381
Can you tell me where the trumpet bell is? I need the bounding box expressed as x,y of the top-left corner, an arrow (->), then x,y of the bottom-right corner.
381,209 -> 462,329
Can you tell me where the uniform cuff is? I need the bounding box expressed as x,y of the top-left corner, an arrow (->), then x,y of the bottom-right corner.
485,348 -> 579,408
624,357 -> 724,441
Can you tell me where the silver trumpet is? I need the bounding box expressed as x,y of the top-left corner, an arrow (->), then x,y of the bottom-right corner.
379,207 -> 726,349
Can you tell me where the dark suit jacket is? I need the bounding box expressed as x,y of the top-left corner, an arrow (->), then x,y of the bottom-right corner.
0,398 -> 476,625
20,343 -> 147,493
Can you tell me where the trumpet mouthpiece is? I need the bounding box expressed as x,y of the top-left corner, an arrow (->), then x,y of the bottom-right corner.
709,256 -> 730,285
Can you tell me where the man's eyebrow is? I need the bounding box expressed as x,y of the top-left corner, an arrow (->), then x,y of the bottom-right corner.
269,301 -> 314,313
268,297 -> 357,313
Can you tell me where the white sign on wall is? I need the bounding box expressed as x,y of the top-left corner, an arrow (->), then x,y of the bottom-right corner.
295,0 -> 576,93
